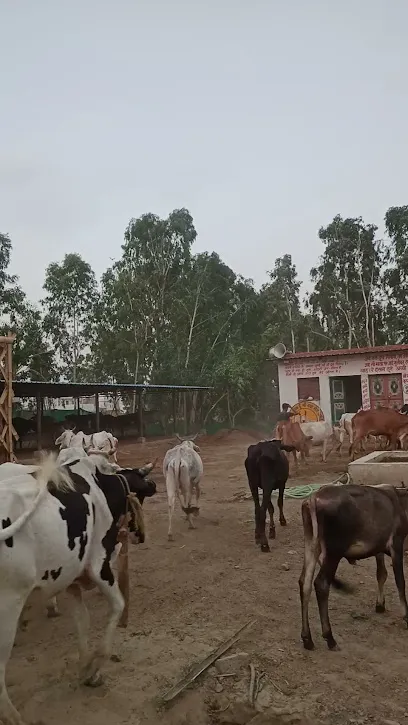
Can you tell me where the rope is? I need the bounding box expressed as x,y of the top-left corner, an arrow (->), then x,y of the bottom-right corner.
272,472 -> 350,500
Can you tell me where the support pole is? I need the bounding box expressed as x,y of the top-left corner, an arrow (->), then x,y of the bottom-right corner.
36,393 -> 42,451
183,391 -> 188,436
172,390 -> 177,433
95,393 -> 100,432
138,391 -> 144,440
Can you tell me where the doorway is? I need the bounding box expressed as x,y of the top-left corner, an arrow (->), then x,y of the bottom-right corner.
330,376 -> 362,423
368,373 -> 403,410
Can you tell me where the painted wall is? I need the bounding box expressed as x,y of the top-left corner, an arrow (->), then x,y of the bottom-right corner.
277,350 -> 408,422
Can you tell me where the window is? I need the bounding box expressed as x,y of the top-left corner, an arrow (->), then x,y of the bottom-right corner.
297,377 -> 320,401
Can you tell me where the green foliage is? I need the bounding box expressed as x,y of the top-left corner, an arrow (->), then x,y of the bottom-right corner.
3,201 -> 408,430
42,253 -> 98,382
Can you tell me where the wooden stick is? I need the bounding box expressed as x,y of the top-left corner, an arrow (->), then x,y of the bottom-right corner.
162,619 -> 255,704
117,528 -> 129,628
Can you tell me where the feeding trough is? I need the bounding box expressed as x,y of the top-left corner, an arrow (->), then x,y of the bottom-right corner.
349,450 -> 408,487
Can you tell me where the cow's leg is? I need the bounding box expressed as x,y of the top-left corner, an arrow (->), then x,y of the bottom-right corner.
390,540 -> 408,625
46,596 -> 60,618
0,592 -> 27,725
250,484 -> 262,545
277,485 -> 287,527
259,483 -> 272,552
314,556 -> 340,650
375,553 -> 388,613
321,439 -> 327,463
291,449 -> 298,475
299,517 -> 320,650
67,583 -> 90,668
194,482 -> 200,514
267,500 -> 275,539
81,572 -> 124,687
165,471 -> 177,541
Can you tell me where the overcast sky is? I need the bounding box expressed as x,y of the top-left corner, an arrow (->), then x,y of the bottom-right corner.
1,0 -> 407,302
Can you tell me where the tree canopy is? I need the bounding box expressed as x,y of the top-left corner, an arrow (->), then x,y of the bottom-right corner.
2,203 -> 408,428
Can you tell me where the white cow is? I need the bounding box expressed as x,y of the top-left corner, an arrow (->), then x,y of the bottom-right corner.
0,452 -> 156,724
163,436 -> 203,541
299,421 -> 336,463
55,429 -> 119,463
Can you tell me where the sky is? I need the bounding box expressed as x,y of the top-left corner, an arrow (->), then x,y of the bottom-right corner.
1,0 -> 408,302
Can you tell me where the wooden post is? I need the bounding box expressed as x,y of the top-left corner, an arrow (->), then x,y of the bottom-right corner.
172,390 -> 177,433
183,391 -> 188,436
117,527 -> 129,628
0,334 -> 17,462
36,392 -> 42,451
95,393 -> 100,431
138,391 -> 144,440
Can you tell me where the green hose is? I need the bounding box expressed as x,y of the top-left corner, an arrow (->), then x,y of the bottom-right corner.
271,473 -> 350,500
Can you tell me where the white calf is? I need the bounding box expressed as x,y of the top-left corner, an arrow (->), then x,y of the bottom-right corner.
163,438 -> 203,541
299,421 -> 336,463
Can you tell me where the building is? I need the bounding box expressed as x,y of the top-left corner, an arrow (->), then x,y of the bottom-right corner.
277,344 -> 408,424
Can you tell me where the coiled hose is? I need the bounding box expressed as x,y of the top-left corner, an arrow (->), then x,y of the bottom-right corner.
272,472 -> 350,499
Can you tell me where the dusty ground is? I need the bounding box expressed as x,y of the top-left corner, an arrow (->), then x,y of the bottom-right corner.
9,432 -> 408,725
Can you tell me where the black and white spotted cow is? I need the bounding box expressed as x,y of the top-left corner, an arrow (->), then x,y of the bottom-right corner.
0,452 -> 156,725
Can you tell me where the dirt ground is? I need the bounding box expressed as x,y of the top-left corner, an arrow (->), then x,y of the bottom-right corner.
9,432 -> 408,725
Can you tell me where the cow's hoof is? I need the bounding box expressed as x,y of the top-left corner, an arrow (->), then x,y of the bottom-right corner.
84,672 -> 103,688
375,603 -> 386,613
260,543 -> 270,553
46,609 -> 61,619
168,534 -> 174,542
280,519 -> 287,527
302,637 -> 315,651
326,637 -> 339,651
269,529 -> 276,540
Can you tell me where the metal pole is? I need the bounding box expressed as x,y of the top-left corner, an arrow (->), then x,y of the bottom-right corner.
172,390 -> 177,433
183,391 -> 188,436
36,392 -> 42,451
95,393 -> 100,431
138,391 -> 144,439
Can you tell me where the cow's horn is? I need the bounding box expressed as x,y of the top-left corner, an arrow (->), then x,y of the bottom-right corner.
175,432 -> 184,442
88,448 -> 110,458
138,459 -> 156,475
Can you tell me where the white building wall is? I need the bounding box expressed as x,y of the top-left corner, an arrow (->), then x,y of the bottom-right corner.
277,349 -> 408,423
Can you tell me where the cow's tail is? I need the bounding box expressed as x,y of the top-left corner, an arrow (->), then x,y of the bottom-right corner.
0,453 -> 72,542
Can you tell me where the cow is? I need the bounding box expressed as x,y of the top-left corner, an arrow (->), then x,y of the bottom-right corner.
299,421 -> 337,463
44,447 -> 155,619
12,417 -> 36,450
350,408 -> 408,460
245,439 -> 296,552
299,482 -> 408,651
55,429 -> 119,462
163,434 -> 203,541
274,420 -> 312,470
0,452 -> 157,724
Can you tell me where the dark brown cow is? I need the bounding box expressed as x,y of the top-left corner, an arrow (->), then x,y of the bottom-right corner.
274,420 -> 312,470
299,483 -> 408,651
350,408 -> 408,460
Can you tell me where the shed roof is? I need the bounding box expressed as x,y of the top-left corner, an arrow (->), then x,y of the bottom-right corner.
282,344 -> 408,361
3,381 -> 212,398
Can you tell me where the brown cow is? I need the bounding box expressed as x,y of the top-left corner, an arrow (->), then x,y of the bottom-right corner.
350,408 -> 408,460
299,483 -> 408,651
274,420 -> 312,470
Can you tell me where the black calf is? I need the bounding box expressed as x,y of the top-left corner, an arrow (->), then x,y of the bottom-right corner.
245,439 -> 295,552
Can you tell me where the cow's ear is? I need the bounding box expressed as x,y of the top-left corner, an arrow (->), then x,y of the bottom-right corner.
192,443 -> 200,452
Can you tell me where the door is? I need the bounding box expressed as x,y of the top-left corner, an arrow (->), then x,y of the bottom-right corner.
330,377 -> 346,423
369,373 -> 403,410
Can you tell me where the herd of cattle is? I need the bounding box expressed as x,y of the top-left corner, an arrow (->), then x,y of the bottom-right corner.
275,405 -> 408,467
2,405 -> 408,724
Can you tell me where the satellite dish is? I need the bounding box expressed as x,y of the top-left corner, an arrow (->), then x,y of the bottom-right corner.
268,343 -> 287,359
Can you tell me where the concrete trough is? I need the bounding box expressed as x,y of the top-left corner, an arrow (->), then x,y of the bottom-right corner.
349,450 -> 408,486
